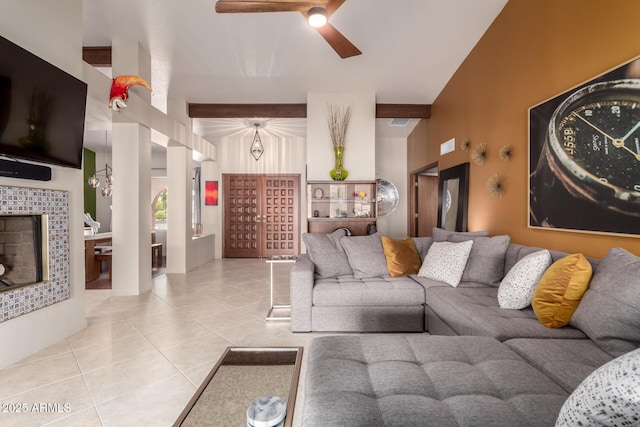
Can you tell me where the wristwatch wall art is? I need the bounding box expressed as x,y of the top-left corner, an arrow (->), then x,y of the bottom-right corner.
530,74 -> 640,235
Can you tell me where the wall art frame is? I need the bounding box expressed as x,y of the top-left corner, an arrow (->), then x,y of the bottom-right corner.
529,56 -> 640,237
205,181 -> 218,206
437,162 -> 470,232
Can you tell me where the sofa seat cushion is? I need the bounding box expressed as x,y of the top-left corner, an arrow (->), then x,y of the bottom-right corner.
313,275 -> 425,306
304,335 -> 568,427
505,338 -> 613,393
425,286 -> 587,341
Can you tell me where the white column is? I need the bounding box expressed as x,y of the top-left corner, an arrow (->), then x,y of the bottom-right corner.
166,144 -> 193,273
112,123 -> 152,295
111,40 -> 153,295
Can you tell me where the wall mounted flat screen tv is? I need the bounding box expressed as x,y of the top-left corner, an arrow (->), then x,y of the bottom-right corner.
0,35 -> 87,169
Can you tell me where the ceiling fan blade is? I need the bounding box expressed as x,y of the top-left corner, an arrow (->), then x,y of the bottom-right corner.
325,0 -> 345,16
215,1 -> 326,13
315,23 -> 361,58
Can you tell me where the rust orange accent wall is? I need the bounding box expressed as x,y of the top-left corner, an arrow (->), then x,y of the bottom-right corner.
424,0 -> 640,258
408,119 -> 432,173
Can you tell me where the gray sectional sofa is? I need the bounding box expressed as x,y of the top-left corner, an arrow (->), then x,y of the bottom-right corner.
292,228 -> 640,426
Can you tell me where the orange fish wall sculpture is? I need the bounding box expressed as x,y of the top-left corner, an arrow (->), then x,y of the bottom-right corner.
109,75 -> 152,111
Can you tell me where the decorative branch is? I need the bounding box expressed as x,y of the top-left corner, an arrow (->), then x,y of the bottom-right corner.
498,145 -> 512,162
471,143 -> 488,165
487,174 -> 506,198
327,104 -> 351,148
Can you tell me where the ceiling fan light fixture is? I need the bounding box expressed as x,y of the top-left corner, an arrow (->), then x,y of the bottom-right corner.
307,7 -> 328,27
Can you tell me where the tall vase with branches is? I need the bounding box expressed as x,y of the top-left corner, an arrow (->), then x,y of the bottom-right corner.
327,104 -> 351,181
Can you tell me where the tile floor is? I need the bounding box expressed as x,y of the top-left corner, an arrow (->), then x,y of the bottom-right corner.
0,258 -> 320,426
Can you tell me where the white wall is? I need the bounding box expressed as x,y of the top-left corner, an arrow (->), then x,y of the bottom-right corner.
166,145 -> 192,273
376,137 -> 408,238
306,93 -> 376,181
211,135 -> 306,257
0,0 -> 87,369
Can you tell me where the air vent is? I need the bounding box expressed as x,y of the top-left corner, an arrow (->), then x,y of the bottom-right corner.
389,118 -> 410,126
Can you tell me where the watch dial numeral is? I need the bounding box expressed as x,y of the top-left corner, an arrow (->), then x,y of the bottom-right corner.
563,127 -> 576,155
611,105 -> 621,117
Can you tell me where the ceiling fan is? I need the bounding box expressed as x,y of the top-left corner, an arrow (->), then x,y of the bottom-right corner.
214,0 -> 362,58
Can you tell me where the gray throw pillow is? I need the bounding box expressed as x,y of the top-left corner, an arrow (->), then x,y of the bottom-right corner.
570,247 -> 640,357
302,230 -> 352,278
432,227 -> 489,242
340,232 -> 388,279
556,348 -> 640,426
449,234 -> 510,285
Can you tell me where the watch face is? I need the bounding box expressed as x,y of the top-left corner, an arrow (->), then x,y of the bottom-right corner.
547,79 -> 640,213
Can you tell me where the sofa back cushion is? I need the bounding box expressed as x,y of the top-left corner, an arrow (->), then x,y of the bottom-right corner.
505,244 -> 600,274
411,237 -> 433,262
432,227 -> 488,242
570,247 -> 640,357
302,229 -> 352,278
449,234 -> 510,285
341,232 -> 389,279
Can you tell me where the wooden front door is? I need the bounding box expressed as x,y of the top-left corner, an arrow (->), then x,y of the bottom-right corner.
223,174 -> 300,258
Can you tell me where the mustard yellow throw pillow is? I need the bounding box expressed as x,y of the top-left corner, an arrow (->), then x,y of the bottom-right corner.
381,236 -> 422,277
532,253 -> 593,328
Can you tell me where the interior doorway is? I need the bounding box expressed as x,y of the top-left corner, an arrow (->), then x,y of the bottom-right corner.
409,163 -> 439,237
223,174 -> 300,258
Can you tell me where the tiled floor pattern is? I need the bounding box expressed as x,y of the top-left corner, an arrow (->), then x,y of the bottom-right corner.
0,258 -> 322,426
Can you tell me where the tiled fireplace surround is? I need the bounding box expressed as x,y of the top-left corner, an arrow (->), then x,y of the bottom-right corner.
0,185 -> 70,322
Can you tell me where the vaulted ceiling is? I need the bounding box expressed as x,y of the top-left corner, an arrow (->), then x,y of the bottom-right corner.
82,0 -> 507,143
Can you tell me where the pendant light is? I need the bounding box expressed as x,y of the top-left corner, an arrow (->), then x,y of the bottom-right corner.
88,131 -> 114,197
250,122 -> 264,161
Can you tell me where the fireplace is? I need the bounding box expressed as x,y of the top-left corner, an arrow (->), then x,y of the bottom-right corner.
0,214 -> 49,292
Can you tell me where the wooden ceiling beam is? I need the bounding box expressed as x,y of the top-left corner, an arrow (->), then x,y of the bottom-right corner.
83,46 -> 112,67
189,103 -> 308,118
188,103 -> 431,119
375,104 -> 431,119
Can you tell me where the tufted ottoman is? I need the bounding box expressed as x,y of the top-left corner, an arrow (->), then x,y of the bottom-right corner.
303,335 -> 568,426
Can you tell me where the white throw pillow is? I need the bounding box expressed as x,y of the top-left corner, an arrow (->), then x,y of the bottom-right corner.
417,240 -> 473,287
555,348 -> 640,426
497,250 -> 551,309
